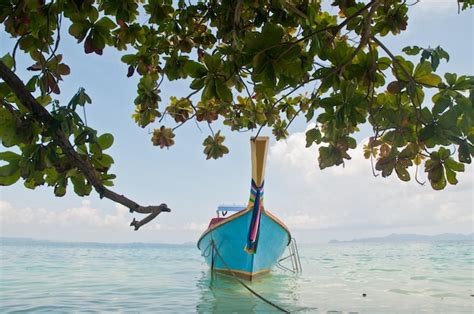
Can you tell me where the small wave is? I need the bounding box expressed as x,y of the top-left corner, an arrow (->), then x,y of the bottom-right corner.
389,288 -> 419,295
369,268 -> 401,272
430,292 -> 462,298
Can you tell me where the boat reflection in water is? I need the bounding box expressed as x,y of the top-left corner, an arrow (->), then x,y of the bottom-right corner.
195,269 -> 304,313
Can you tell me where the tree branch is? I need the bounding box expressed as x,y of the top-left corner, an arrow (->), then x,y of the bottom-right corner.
0,61 -> 171,230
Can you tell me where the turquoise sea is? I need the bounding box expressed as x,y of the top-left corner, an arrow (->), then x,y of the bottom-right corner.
0,240 -> 473,313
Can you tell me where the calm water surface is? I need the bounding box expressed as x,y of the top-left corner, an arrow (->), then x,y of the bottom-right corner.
0,241 -> 473,313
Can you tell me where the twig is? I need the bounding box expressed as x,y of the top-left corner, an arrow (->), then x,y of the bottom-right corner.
414,163 -> 425,185
370,153 -> 379,177
46,12 -> 62,64
173,113 -> 196,131
11,32 -> 31,72
207,122 -> 215,136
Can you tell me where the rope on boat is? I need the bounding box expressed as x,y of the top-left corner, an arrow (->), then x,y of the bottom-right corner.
205,238 -> 290,313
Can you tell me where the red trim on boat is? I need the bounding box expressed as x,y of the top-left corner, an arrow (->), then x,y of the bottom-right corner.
208,217 -> 227,228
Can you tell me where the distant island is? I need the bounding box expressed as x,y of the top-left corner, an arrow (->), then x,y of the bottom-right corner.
329,233 -> 473,244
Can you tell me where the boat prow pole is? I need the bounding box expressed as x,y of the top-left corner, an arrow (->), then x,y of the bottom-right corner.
244,137 -> 269,254
248,136 -> 269,207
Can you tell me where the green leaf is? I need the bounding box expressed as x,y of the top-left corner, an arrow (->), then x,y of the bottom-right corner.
458,141 -> 471,163
261,23 -> 284,47
387,81 -> 404,94
215,80 -> 232,102
121,54 -> 137,64
54,183 -> 67,197
376,153 -> 396,177
74,130 -> 89,146
69,87 -> 91,109
444,166 -> 457,185
438,107 -> 459,129
417,73 -> 441,86
438,147 -> 450,160
0,164 -> 20,186
445,157 -> 465,172
99,154 -> 114,167
262,64 -> 276,87
201,78 -> 216,101
96,17 -> 116,30
444,73 -> 457,86
0,151 -> 21,162
309,36 -> 322,55
420,108 -> 434,124
151,126 -> 175,148
383,130 -> 406,147
202,131 -> 229,160
184,61 -> 207,78
407,84 -> 424,107
413,61 -> 431,78
70,174 -> 92,196
318,145 -> 344,170
97,133 -> 114,150
89,6 -> 99,22
0,53 -> 14,69
402,46 -> 421,56
432,95 -> 451,116
190,78 -> 205,90
425,159 -> 446,190
305,128 -> 321,147
395,163 -> 410,182
244,32 -> 263,51
430,54 -> 440,71
90,142 -> 102,158
44,168 -> 59,186
37,94 -> 53,106
454,75 -> 474,90
69,22 -> 89,42
436,46 -> 450,62
203,54 -> 221,73
414,61 -> 441,86
393,57 -> 414,81
399,143 -> 418,159
0,108 -> 21,147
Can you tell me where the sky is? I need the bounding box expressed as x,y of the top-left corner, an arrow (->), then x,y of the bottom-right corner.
0,0 -> 473,244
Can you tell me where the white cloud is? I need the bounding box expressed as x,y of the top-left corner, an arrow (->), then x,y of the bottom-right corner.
0,200 -> 129,229
152,223 -> 178,231
0,200 -> 208,238
183,222 -> 208,232
267,129 -> 474,235
411,0 -> 459,15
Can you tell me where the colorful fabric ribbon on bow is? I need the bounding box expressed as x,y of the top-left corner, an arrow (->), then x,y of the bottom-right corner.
245,180 -> 264,254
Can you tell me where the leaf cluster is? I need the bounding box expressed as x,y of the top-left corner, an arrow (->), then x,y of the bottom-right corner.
0,58 -> 115,196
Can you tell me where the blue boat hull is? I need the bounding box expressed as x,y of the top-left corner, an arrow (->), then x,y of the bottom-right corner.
197,209 -> 291,280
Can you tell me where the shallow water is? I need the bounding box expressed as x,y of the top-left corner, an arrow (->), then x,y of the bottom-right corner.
0,241 -> 473,313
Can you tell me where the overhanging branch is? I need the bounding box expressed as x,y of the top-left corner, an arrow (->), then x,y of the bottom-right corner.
0,61 -> 171,230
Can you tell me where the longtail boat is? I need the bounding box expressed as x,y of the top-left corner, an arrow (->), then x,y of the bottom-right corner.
197,137 -> 292,281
